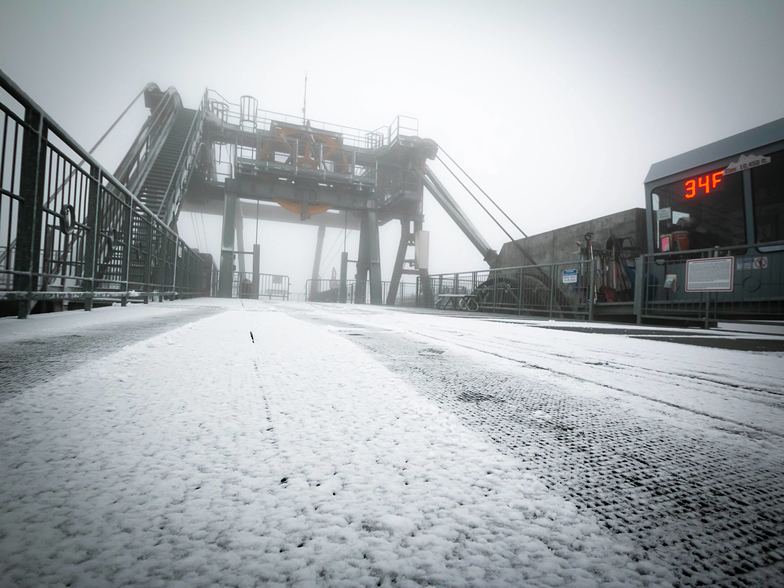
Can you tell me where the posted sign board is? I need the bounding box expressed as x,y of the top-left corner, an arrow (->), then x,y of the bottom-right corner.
562,268 -> 578,284
685,257 -> 734,292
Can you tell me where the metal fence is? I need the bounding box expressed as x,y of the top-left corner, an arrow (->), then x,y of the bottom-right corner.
232,272 -> 290,300
637,242 -> 784,324
423,261 -> 595,319
305,279 -> 420,306
0,69 -> 213,317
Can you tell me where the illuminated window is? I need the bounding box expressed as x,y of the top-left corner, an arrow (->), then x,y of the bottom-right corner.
752,150 -> 784,243
651,169 -> 745,252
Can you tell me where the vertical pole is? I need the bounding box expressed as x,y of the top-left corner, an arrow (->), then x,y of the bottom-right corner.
252,243 -> 261,298
14,108 -> 46,318
548,265 -> 555,319
171,237 -> 179,301
367,210 -> 382,305
122,197 -> 133,306
218,192 -> 237,298
588,258 -> 595,322
339,251 -> 348,303
517,267 -> 523,316
144,214 -> 153,300
310,224 -> 326,300
704,292 -> 710,330
235,199 -> 246,275
704,248 -> 718,329
742,169 -> 755,245
492,269 -> 497,310
82,166 -> 101,311
355,213 -> 369,303
419,268 -> 432,307
633,256 -> 644,324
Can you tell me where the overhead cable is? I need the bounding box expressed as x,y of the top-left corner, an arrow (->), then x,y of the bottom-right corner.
435,153 -> 519,247
437,144 -> 528,238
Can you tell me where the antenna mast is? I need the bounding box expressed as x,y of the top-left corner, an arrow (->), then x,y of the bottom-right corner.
302,74 -> 308,124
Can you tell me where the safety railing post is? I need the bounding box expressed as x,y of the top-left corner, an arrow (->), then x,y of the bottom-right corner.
172,237 -> 179,300
122,196 -> 133,307
588,258 -> 595,322
82,166 -> 101,311
144,216 -> 153,301
548,265 -> 555,319
517,267 -> 523,315
633,256 -> 643,324
14,107 -> 47,318
704,292 -> 710,330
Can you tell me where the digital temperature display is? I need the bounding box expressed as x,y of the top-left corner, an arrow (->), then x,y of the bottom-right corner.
684,170 -> 724,199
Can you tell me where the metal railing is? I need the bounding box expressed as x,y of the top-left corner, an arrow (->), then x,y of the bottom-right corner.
0,69 -> 213,317
637,242 -> 784,324
232,271 -> 290,300
205,89 -> 384,150
235,148 -> 377,188
422,261 -> 595,319
305,279 -> 420,306
372,115 -> 420,146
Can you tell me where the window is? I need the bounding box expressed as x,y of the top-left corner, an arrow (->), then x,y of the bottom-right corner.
752,150 -> 784,244
650,169 -> 745,252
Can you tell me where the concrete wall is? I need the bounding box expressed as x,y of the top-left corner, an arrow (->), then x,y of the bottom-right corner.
496,208 -> 647,267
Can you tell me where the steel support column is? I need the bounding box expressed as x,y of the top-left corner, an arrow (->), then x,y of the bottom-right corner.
218,192 -> 237,297
252,243 -> 260,298
367,210 -> 382,305
339,251 -> 348,303
310,225 -> 326,300
386,219 -> 410,306
354,213 -> 369,303
235,198 -> 246,275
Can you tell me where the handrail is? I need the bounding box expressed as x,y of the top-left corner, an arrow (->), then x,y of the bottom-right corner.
0,68 -> 199,245
0,87 -> 150,268
116,87 -> 181,195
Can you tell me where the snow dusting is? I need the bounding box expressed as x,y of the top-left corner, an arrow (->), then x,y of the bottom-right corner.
2,298 -> 781,585
0,301 -> 666,586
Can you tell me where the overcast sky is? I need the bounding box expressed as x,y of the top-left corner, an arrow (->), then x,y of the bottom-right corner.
2,0 -> 783,292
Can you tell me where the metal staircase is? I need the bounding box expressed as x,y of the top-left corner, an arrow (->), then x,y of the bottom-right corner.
138,108 -> 197,222
115,90 -> 204,290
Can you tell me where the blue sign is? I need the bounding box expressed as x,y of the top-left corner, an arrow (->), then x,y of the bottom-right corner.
562,268 -> 578,284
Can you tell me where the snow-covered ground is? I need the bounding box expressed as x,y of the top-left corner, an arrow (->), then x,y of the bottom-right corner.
1,299 -> 782,586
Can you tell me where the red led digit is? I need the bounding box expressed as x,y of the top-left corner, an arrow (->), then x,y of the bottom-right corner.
685,179 -> 696,199
698,174 -> 710,193
711,170 -> 723,189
